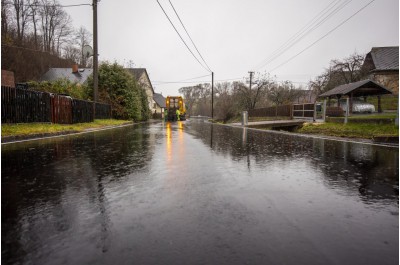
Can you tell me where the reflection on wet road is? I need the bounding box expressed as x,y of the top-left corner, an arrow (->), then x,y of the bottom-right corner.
2,120 -> 398,265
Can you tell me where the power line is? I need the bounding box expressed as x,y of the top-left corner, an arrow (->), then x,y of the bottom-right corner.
153,77 -> 309,86
153,74 -> 211,84
255,0 -> 352,71
168,0 -> 212,72
154,80 -> 211,85
267,0 -> 375,73
156,0 -> 211,73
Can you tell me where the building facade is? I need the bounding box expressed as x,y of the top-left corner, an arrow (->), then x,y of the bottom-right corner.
126,68 -> 156,113
362,46 -> 399,95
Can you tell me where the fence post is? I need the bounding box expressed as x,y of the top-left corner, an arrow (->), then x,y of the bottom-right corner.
323,99 -> 327,122
344,97 -> 349,124
313,103 -> 316,122
241,111 -> 248,126
290,104 -> 293,119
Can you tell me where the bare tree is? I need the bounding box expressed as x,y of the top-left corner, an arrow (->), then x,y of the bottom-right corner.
26,0 -> 40,49
38,0 -> 70,53
179,84 -> 202,116
63,45 -> 80,62
233,73 -> 274,110
12,0 -> 30,44
214,82 -> 235,122
309,52 -> 366,96
75,26 -> 92,66
54,13 -> 72,56
1,0 -> 10,37
267,81 -> 301,106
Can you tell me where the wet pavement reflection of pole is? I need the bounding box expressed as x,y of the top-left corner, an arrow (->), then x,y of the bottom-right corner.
2,120 -> 398,265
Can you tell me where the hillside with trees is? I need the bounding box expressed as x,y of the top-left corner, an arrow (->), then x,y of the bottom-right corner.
1,0 -> 93,81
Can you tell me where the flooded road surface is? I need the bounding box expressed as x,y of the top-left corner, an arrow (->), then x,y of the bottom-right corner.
2,120 -> 398,265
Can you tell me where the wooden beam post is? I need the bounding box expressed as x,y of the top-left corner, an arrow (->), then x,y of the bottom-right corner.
377,95 -> 382,113
344,97 -> 349,124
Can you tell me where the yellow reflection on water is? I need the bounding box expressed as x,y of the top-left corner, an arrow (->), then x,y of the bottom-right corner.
165,121 -> 185,166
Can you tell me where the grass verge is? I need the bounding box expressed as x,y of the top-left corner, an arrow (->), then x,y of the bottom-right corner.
297,122 -> 398,139
1,119 -> 132,137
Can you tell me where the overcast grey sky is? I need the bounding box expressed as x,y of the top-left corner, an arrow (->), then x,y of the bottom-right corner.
59,0 -> 399,96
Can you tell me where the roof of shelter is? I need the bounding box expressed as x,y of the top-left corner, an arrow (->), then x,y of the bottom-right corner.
319,79 -> 393,98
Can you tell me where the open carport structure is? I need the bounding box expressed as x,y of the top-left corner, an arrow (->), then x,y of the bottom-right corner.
319,79 -> 393,114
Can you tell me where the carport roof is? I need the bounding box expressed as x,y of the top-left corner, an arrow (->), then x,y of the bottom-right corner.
318,79 -> 393,98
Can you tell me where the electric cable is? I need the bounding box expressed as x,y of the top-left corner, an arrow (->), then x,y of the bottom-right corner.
168,0 -> 212,72
156,0 -> 211,73
266,0 -> 375,73
255,0 -> 352,71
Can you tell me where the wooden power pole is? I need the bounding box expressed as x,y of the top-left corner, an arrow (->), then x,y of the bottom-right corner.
211,72 -> 214,119
248,71 -> 254,108
93,0 -> 98,102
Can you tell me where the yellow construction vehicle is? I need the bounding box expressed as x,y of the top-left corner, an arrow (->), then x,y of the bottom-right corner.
165,96 -> 186,121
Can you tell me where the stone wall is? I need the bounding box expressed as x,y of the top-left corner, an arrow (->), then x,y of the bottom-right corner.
370,71 -> 399,95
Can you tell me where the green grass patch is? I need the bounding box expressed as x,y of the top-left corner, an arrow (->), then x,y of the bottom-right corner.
367,95 -> 398,110
297,122 -> 398,139
348,113 -> 397,119
1,119 -> 132,137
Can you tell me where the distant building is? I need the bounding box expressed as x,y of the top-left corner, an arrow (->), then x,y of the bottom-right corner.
125,68 -> 156,113
362,46 -> 399,95
40,65 -> 93,85
153,92 -> 166,117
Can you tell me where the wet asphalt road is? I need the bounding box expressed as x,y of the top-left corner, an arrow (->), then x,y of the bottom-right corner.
2,119 -> 399,265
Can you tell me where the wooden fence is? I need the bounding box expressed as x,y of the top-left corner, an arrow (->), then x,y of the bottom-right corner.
2,86 -> 51,123
95,102 -> 112,119
248,103 -> 316,120
52,94 -> 72,124
1,86 -> 111,124
72,99 -> 94,123
293,103 -> 315,118
248,105 -> 292,118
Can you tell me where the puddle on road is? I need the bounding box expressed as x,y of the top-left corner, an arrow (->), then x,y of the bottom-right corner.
2,120 -> 398,265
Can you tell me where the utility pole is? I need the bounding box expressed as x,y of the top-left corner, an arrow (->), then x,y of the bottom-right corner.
211,72 -> 214,119
93,0 -> 98,102
248,71 -> 254,109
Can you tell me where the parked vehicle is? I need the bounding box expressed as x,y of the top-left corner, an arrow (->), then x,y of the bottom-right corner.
339,98 -> 375,113
165,96 -> 186,121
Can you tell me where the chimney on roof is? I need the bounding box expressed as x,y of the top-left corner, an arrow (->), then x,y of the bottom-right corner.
72,64 -> 79,73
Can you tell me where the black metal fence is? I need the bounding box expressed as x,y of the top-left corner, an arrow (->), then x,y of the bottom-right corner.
1,86 -> 111,124
95,102 -> 112,119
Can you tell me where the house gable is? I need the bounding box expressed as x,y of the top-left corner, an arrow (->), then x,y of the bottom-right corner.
125,68 -> 156,111
362,46 -> 399,95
